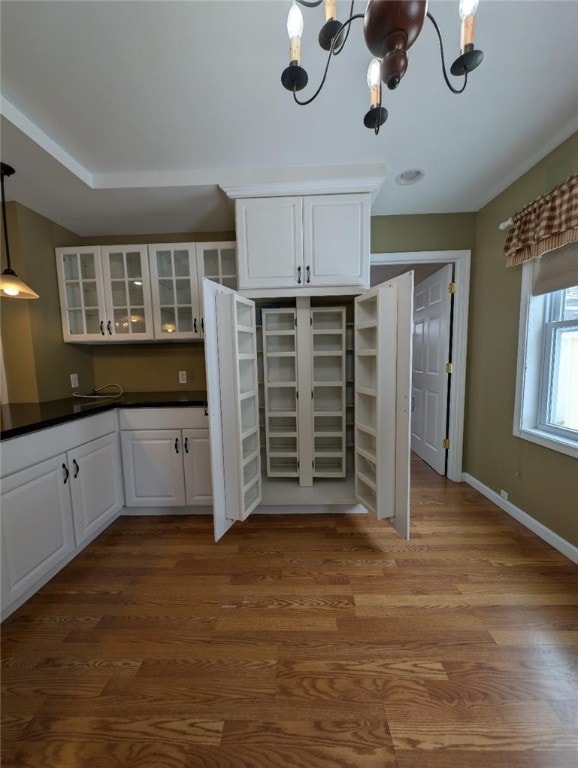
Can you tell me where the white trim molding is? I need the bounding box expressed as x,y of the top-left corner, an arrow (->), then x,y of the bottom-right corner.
463,473 -> 578,565
371,250 -> 471,483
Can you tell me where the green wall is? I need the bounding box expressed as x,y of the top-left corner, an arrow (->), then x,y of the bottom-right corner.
0,203 -> 93,402
372,213 -> 476,252
465,132 -> 578,546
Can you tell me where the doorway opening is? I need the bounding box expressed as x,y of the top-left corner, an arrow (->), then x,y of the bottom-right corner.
371,250 -> 471,481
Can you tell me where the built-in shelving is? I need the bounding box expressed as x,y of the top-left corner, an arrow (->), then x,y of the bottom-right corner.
262,309 -> 298,477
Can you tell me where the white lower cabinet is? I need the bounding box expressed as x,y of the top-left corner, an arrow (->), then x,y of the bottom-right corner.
68,433 -> 124,544
119,408 -> 211,508
1,414 -> 123,618
183,429 -> 213,505
1,455 -> 75,613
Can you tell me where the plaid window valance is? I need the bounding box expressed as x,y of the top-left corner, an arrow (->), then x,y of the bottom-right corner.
504,173 -> 578,267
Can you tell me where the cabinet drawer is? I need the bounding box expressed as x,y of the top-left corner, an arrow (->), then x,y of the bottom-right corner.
118,407 -> 208,430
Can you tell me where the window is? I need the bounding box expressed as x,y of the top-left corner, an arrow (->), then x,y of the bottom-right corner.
514,254 -> 578,458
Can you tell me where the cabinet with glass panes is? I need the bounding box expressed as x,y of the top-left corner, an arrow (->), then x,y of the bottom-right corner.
55,245 -> 153,342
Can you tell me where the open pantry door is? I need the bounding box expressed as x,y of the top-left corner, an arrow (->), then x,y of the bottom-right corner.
354,272 -> 413,539
203,279 -> 262,541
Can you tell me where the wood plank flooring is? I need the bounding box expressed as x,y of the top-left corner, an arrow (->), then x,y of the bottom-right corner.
2,457 -> 577,767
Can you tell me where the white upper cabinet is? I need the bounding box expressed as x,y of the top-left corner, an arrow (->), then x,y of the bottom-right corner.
149,243 -> 202,340
56,245 -> 153,342
235,193 -> 370,292
236,197 -> 303,289
57,242 -> 236,343
304,195 -> 369,287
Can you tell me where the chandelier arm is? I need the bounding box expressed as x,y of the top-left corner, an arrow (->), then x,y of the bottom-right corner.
426,11 -> 468,95
332,1 -> 356,56
293,13 -> 365,106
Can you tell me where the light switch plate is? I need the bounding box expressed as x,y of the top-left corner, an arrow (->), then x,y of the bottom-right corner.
70,373 -> 79,388
178,371 -> 187,384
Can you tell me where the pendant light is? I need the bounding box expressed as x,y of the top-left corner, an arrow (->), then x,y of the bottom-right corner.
0,162 -> 39,299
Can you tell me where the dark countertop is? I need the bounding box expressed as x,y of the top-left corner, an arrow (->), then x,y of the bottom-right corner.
0,391 -> 208,441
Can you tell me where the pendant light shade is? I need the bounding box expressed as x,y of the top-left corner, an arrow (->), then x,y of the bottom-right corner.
0,162 -> 39,300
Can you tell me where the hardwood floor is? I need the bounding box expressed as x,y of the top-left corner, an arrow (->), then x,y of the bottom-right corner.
2,457 -> 577,767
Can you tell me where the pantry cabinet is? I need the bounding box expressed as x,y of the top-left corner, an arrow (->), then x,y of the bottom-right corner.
119,408 -> 212,508
56,245 -> 153,342
235,194 -> 370,291
203,274 -> 412,543
0,413 -> 123,617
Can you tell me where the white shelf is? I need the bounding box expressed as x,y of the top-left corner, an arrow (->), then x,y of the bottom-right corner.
356,386 -> 377,397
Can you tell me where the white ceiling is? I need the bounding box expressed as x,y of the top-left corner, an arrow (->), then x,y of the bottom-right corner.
1,0 -> 577,237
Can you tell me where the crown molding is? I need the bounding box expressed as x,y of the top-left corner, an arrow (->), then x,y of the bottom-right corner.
221,177 -> 386,201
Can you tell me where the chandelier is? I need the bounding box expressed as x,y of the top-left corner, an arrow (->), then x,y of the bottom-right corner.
281,0 -> 483,134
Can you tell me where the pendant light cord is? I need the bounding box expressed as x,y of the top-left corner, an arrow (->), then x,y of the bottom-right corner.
1,166 -> 14,272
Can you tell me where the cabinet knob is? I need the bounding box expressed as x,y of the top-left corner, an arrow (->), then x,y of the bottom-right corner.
73,459 -> 80,478
62,463 -> 70,484
175,437 -> 180,454
297,266 -> 302,284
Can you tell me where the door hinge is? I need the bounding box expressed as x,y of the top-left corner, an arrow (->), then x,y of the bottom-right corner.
445,363 -> 453,374
443,438 -> 450,449
448,282 -> 457,294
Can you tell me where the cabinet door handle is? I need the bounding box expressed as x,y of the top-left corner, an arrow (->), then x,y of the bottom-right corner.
62,463 -> 70,484
200,317 -> 204,333
194,318 -> 198,333
306,265 -> 311,284
107,321 -> 112,335
297,266 -> 302,284
184,437 -> 189,454
175,437 -> 180,454
204,404 -> 208,416
73,459 -> 80,478
99,321 -> 105,336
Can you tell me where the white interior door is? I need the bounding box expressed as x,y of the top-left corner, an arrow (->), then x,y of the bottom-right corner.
203,279 -> 261,541
411,264 -> 453,474
354,272 -> 413,538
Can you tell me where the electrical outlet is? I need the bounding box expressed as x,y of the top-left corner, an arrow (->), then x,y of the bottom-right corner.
70,373 -> 79,388
178,370 -> 187,384
500,489 -> 508,501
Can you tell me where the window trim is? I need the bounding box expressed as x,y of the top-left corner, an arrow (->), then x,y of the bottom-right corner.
513,260 -> 578,458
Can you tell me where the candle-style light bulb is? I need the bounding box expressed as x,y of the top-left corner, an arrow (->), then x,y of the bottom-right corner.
458,0 -> 479,51
287,2 -> 304,64
367,58 -> 381,108
459,0 -> 479,21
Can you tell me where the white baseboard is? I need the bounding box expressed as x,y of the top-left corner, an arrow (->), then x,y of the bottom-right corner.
462,472 -> 578,565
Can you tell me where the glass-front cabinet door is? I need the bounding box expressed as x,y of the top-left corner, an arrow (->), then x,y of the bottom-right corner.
148,244 -> 201,340
100,246 -> 154,341
55,247 -> 108,342
196,242 -> 237,316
